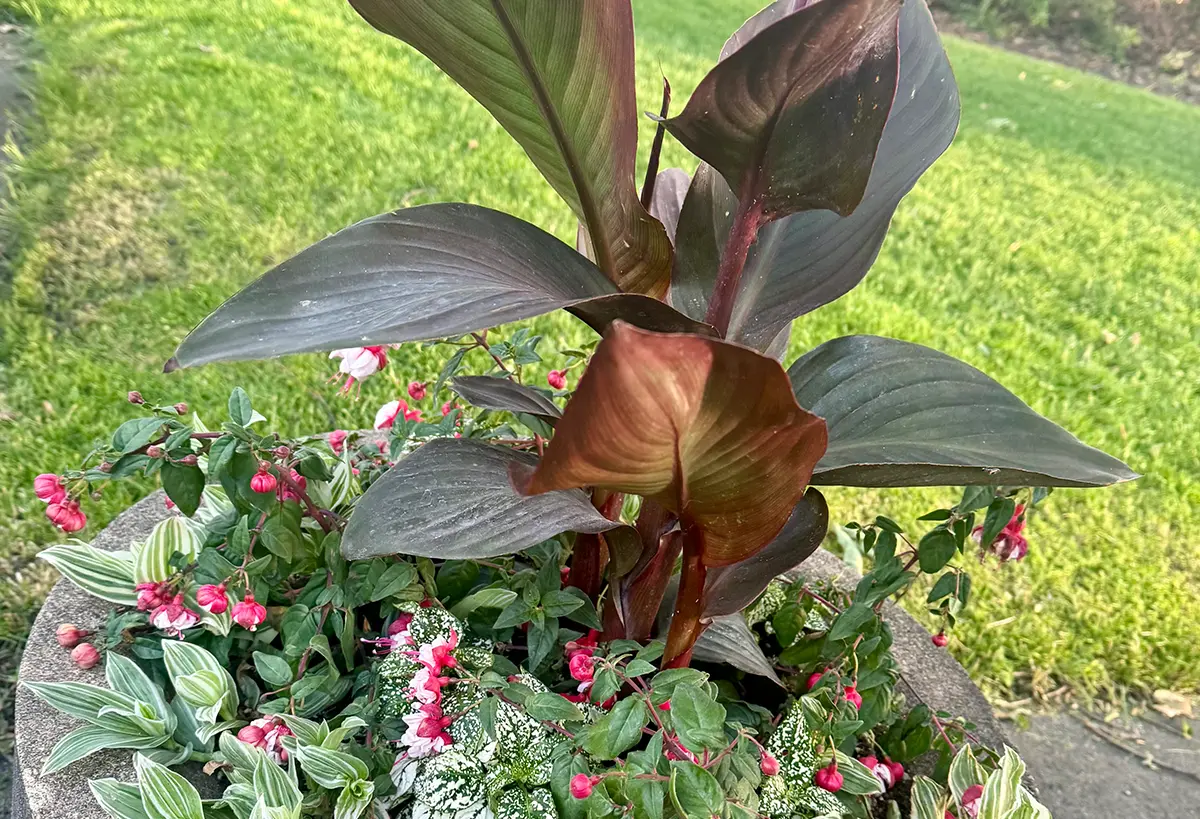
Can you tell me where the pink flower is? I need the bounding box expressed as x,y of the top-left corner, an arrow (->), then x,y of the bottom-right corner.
569,774 -> 597,799
806,670 -> 826,692
761,752 -> 780,776
844,685 -> 862,710
46,499 -> 86,532
658,701 -> 671,711
374,400 -> 406,429
238,717 -> 292,764
961,784 -> 984,818
237,724 -> 265,745
34,474 -> 66,504
71,643 -> 100,669
417,631 -> 459,674
886,760 -> 904,785
329,346 -> 388,394
547,370 -> 567,390
560,692 -> 589,704
973,504 -> 1029,562
815,763 -> 843,793
56,623 -> 88,649
328,429 -> 348,454
568,652 -> 595,685
408,381 -> 427,401
250,463 -> 277,494
410,667 -> 451,704
135,582 -> 169,612
441,401 -> 456,417
400,702 -> 453,758
860,756 -> 893,788
388,613 -> 415,646
275,469 -> 306,503
150,594 -> 200,638
196,583 -> 228,614
232,593 -> 267,631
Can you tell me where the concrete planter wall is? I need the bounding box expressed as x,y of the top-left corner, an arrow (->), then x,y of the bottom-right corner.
13,490 -> 1015,819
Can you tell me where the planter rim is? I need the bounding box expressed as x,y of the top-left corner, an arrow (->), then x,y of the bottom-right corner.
14,489 -> 1015,819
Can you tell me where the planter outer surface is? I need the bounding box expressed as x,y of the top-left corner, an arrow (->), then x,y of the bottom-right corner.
15,491 -> 1016,818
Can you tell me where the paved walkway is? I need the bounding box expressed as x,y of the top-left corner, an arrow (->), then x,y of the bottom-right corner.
1013,712 -> 1200,818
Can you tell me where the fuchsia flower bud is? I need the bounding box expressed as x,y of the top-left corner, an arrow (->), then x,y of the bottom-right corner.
569,774 -> 598,799
441,401 -> 455,417
844,685 -> 863,710
146,445 -> 164,459
933,631 -> 949,648
886,760 -> 904,785
408,381 -> 427,401
815,763 -> 843,793
237,724 -> 265,745
71,643 -> 100,669
46,499 -> 86,532
179,454 -> 199,467
806,670 -> 826,691
547,370 -> 567,390
135,582 -> 169,611
56,623 -> 88,648
174,402 -> 188,415
274,446 -> 291,460
328,429 -> 348,454
34,473 -> 67,504
196,583 -> 228,614
127,391 -> 144,404
568,652 -> 595,684
761,752 -> 780,776
658,701 -> 671,711
250,463 -> 277,494
232,593 -> 267,631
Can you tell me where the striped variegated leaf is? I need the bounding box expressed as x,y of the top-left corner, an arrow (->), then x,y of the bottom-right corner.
90,778 -> 151,819
219,732 -> 267,777
195,718 -> 246,743
333,779 -> 374,819
277,714 -> 326,746
139,743 -> 193,766
194,485 -> 238,532
169,697 -> 210,753
321,716 -> 367,749
135,517 -> 203,584
42,724 -> 167,775
949,745 -> 987,803
133,753 -> 204,819
910,776 -> 948,819
295,743 -> 370,790
22,680 -> 139,725
978,747 -> 1025,819
250,798 -> 302,819
98,700 -> 170,738
39,543 -> 136,605
1019,789 -> 1052,819
105,654 -> 174,730
832,750 -> 886,796
160,640 -> 238,721
254,751 -> 302,810
214,782 -> 258,817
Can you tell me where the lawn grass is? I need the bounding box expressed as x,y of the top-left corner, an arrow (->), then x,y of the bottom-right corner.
1,0 -> 1198,708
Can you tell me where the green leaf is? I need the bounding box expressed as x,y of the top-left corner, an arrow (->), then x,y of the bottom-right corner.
260,516 -> 301,562
43,725 -> 166,775
978,747 -> 1025,819
582,696 -> 648,759
527,616 -> 560,671
161,463 -> 205,517
333,778 -> 375,819
541,589 -> 586,618
228,387 -> 253,426
918,528 -> 958,574
948,744 -> 987,804
624,659 -> 656,678
113,418 -> 167,455
450,587 -> 518,619
22,680 -> 138,725
828,602 -> 876,642
160,640 -> 238,721
789,336 -> 1136,487
927,571 -> 961,604
347,0 -> 671,296
525,692 -> 586,722
833,750 -> 886,796
370,562 -> 417,602
253,751 -> 302,810
649,669 -> 708,703
980,497 -> 1017,548
105,654 -> 174,731
135,517 -> 203,584
295,743 -> 369,790
668,684 -> 727,753
958,486 -> 994,513
910,776 -> 948,819
668,761 -> 724,819
134,754 -> 204,819
253,652 -> 293,688
90,779 -> 151,819
342,438 -> 626,560
39,543 -> 137,606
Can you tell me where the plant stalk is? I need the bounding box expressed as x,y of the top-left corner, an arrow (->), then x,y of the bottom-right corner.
703,189 -> 763,336
664,519 -> 707,667
640,77 -> 672,209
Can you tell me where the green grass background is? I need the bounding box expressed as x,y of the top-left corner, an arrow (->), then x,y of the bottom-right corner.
1,0 -> 1198,705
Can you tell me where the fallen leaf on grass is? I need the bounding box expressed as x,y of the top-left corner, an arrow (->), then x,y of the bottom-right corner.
1152,690 -> 1194,719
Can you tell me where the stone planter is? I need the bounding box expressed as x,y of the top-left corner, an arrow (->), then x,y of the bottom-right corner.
12,491 -> 1016,819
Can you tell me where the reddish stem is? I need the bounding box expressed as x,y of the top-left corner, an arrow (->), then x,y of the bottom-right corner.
567,533 -> 605,600
703,191 -> 764,336
664,519 -> 707,667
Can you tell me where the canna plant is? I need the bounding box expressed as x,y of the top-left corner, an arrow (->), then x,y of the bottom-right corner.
165,0 -> 1134,671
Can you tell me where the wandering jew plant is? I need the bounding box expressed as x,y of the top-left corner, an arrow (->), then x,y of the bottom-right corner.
167,0 -> 1132,668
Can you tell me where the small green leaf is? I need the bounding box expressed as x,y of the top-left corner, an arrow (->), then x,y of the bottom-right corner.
669,684 -> 727,753
161,463 -> 205,517
918,528 -> 958,574
582,696 -> 648,759
228,387 -> 253,426
296,743 -> 369,790
624,659 -> 656,678
370,562 -> 417,602
494,598 -> 535,630
828,602 -> 875,641
957,485 -> 994,513
333,778 -> 375,819
541,589 -> 586,617
113,418 -> 167,455
648,668 -> 708,703
980,497 -> 1017,549
450,587 -> 518,619
134,754 -> 204,819
253,652 -> 293,688
524,692 -> 586,722
668,761 -> 724,819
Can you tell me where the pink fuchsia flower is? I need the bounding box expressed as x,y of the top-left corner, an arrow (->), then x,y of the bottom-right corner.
328,429 -> 348,454
34,474 -> 67,504
150,594 -> 200,638
46,499 -> 86,532
375,399 -> 422,429
547,370 -> 567,390
250,463 -> 277,494
568,652 -> 595,685
238,716 -> 293,764
933,631 -> 949,648
844,685 -> 863,710
196,583 -> 228,615
815,763 -> 843,793
135,582 -> 169,612
569,774 -> 598,799
973,504 -> 1029,562
961,784 -> 984,817
275,468 -> 307,503
440,401 -> 456,417
806,669 -> 828,692
329,346 -> 388,394
885,760 -> 904,785
71,643 -> 100,669
417,631 -> 459,674
400,702 -> 453,758
761,752 -> 780,776
408,381 -> 427,401
560,692 -> 589,704
387,613 -> 415,646
232,593 -> 267,631
859,756 -> 893,789
410,667 -> 451,704
658,701 -> 671,711
56,623 -> 88,649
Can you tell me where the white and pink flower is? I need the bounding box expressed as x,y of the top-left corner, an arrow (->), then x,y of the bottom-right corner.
417,631 -> 459,674
232,593 -> 267,631
374,399 -> 422,430
400,702 -> 453,758
329,346 -> 388,394
196,583 -> 228,614
150,594 -> 200,638
237,716 -> 294,764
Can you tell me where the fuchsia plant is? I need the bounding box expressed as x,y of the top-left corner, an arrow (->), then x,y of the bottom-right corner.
165,0 -> 1132,670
